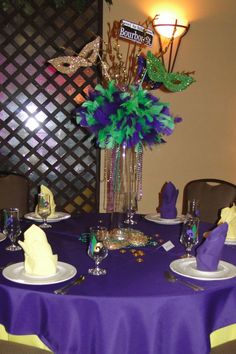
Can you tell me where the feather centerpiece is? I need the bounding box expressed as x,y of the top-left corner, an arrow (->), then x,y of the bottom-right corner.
75,80 -> 182,214
75,80 -> 181,150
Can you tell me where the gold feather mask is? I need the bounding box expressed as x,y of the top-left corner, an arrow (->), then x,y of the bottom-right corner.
48,37 -> 100,75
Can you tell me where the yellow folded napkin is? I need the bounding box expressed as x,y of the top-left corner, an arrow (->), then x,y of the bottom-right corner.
35,185 -> 56,217
218,204 -> 236,241
18,224 -> 58,276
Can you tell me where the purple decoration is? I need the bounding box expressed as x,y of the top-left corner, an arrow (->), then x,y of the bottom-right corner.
94,107 -> 110,125
136,55 -> 146,77
163,127 -> 174,136
159,182 -> 179,219
196,223 -> 228,271
174,117 -> 183,123
161,106 -> 170,115
187,229 -> 194,238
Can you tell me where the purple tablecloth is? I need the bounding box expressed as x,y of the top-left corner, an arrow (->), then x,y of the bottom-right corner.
0,213 -> 236,354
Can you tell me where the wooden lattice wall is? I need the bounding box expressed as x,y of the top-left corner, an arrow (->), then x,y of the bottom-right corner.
0,0 -> 102,214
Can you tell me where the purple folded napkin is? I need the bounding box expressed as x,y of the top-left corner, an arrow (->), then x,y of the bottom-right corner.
196,223 -> 228,272
159,182 -> 179,219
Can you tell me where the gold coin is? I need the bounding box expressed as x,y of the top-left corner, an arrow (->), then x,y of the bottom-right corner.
138,250 -> 145,256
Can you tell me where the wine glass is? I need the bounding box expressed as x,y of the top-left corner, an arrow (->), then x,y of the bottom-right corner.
180,216 -> 199,258
187,199 -> 200,218
38,193 -> 52,229
124,192 -> 138,225
87,227 -> 108,276
3,208 -> 22,251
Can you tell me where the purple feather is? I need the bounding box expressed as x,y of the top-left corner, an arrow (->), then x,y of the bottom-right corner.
174,117 -> 183,123
94,107 -> 110,125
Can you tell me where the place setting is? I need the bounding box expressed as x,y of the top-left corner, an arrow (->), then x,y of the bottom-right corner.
24,185 -> 71,225
1,220 -> 110,290
145,182 -> 185,225
170,216 -> 236,282
2,223 -> 77,285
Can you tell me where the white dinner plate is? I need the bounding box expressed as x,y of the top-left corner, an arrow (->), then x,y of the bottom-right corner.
144,213 -> 184,225
0,233 -> 6,242
170,257 -> 236,281
24,212 -> 71,223
225,239 -> 236,246
2,261 -> 77,285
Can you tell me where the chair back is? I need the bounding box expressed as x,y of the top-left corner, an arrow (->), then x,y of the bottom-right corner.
182,179 -> 236,224
0,172 -> 29,218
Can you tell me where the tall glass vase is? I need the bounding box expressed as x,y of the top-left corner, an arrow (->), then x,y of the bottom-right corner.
103,143 -> 143,240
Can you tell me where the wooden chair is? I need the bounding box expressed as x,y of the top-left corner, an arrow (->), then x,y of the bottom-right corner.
0,172 -> 30,218
182,179 -> 236,224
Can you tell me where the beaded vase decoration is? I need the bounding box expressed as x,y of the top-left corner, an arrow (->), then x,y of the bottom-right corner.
103,143 -> 143,212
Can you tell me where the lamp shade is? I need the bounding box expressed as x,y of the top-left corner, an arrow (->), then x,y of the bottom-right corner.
153,14 -> 189,38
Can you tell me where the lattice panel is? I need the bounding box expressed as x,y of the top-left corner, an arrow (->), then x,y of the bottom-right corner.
0,0 -> 102,214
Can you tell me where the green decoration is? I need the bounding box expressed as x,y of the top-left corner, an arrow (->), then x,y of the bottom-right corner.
89,235 -> 97,255
75,80 -> 180,150
146,51 -> 195,92
192,224 -> 198,240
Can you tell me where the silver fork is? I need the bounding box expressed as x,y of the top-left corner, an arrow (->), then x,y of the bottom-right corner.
164,271 -> 204,291
54,275 -> 86,295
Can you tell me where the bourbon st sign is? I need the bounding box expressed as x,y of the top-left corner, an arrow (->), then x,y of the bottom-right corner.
119,19 -> 154,47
